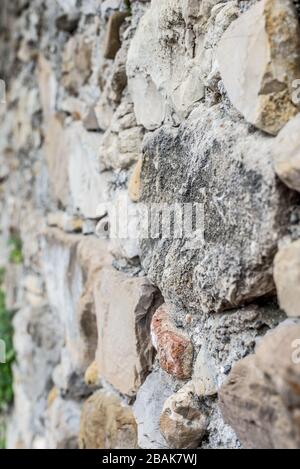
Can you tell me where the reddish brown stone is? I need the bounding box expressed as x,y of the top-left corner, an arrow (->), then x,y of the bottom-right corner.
151,305 -> 193,380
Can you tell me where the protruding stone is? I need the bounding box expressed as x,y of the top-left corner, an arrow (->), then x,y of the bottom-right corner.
274,240 -> 300,317
79,390 -> 137,449
128,157 -> 142,202
219,321 -> 300,449
217,0 -> 300,135
151,304 -> 193,380
133,369 -> 175,449
271,114 -> 300,192
95,268 -> 162,395
160,382 -> 208,449
192,347 -> 218,397
104,12 -> 129,60
84,361 -> 100,387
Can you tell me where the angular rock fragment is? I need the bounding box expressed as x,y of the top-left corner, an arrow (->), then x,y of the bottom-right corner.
219,321 -> 300,449
79,390 -> 137,449
95,267 -> 163,395
271,114 -> 300,192
151,304 -> 193,380
217,0 -> 300,135
274,240 -> 300,317
160,383 -> 207,449
128,157 -> 142,202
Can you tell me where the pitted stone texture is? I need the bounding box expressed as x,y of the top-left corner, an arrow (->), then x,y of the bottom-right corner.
271,114 -> 300,192
79,390 -> 138,449
127,0 -> 206,130
140,104 -> 293,313
95,267 -> 163,396
151,304 -> 193,380
133,369 -> 176,449
217,0 -> 300,135
219,321 -> 300,449
274,240 -> 300,317
160,382 -> 208,449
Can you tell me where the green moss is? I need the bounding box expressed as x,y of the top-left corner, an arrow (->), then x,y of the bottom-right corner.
8,236 -> 23,264
0,269 -> 15,448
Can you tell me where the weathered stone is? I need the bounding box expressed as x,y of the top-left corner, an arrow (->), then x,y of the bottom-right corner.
271,114 -> 300,192
47,212 -> 83,233
62,34 -> 93,93
192,347 -> 218,397
79,390 -> 138,449
99,126 -> 143,171
219,321 -> 300,449
37,55 -> 57,125
127,0 -> 205,129
44,114 -> 69,207
274,240 -> 300,317
160,382 -> 208,449
46,396 -> 81,449
104,12 -> 129,60
42,229 -> 111,376
151,304 -> 193,380
217,0 -> 300,135
128,157 -> 142,202
95,267 -> 162,395
84,361 -> 100,387
140,104 -> 293,313
67,122 -> 110,219
134,369 -> 176,449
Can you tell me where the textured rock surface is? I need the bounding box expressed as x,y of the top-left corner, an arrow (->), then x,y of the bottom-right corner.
219,321 -> 300,449
2,0 -> 300,451
79,390 -> 137,449
217,0 -> 300,135
274,240 -> 300,317
151,304 -> 193,380
160,383 -> 208,449
95,267 -> 162,396
271,114 -> 300,192
141,104 -> 293,313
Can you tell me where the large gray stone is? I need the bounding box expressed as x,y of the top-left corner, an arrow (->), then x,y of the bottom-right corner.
140,104 -> 293,313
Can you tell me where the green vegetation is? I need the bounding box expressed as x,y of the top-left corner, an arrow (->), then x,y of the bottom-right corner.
125,0 -> 132,14
0,267 -> 15,449
8,236 -> 23,264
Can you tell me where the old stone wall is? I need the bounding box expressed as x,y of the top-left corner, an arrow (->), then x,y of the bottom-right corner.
1,0 -> 300,449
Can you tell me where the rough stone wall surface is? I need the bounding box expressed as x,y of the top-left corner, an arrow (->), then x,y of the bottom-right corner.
0,0 -> 300,450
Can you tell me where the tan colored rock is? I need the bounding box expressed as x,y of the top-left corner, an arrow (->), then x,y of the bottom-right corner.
62,34 -> 93,93
271,114 -> 300,192
151,304 -> 193,380
217,0 -> 300,135
274,240 -> 300,317
47,212 -> 83,233
44,114 -> 69,207
84,361 -> 100,387
219,321 -> 300,449
99,126 -> 143,171
104,12 -> 128,60
192,347 -> 218,397
79,390 -> 138,449
128,157 -> 142,202
47,387 -> 58,408
95,267 -> 162,396
37,54 -> 57,125
160,382 -> 207,449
